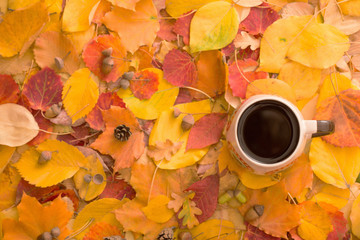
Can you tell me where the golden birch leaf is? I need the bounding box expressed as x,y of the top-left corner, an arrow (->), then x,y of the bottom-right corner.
309,138 -> 360,189
351,193 -> 360,238
278,61 -> 322,100
0,103 -> 39,147
62,0 -> 100,32
117,68 -> 179,120
14,139 -> 88,187
62,68 -> 99,123
259,15 -> 314,73
190,219 -> 239,240
73,198 -> 124,240
73,155 -> 106,201
287,23 -> 349,69
0,1 -> 49,57
0,146 -> 15,174
0,165 -> 21,211
189,1 -> 240,53
102,0 -> 159,53
141,195 -> 174,223
337,0 -> 360,16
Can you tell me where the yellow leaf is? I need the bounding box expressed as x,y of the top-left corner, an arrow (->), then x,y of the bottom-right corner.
0,103 -> 39,147
189,1 -> 240,53
0,165 -> 21,211
62,0 -> 100,32
246,78 -> 296,104
178,195 -> 202,228
73,198 -> 124,240
298,201 -> 333,240
287,23 -> 349,69
73,155 -> 106,201
351,193 -> 360,238
62,68 -> 99,123
165,0 -> 222,17
310,184 -> 350,209
117,68 -> 179,120
278,61 -> 322,100
14,139 -> 88,187
149,100 -> 212,169
8,0 -> 62,13
142,195 -> 174,223
240,170 -> 281,189
309,138 -> 360,189
0,146 -> 15,174
259,15 -> 314,73
337,0 -> 360,16
189,219 -> 239,240
0,1 -> 49,57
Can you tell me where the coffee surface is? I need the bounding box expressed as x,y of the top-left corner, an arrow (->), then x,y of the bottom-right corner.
237,101 -> 299,164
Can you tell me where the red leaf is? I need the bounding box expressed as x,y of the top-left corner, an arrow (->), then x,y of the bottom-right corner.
22,67 -> 63,111
186,113 -> 227,151
238,47 -> 260,61
315,89 -> 360,147
245,223 -> 282,240
173,11 -> 195,45
327,211 -> 348,240
157,18 -> 177,41
240,4 -> 279,35
228,59 -> 268,98
222,42 -> 235,57
185,174 -> 219,223
129,69 -> 159,100
99,175 -> 136,200
163,49 -> 198,87
174,88 -> 193,105
0,75 -> 19,104
28,112 -> 53,146
86,92 -> 126,130
82,35 -> 130,82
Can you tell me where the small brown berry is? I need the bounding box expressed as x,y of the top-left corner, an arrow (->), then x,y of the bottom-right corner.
181,114 -> 194,131
119,79 -> 130,89
173,107 -> 181,118
244,204 -> 264,222
50,226 -> 61,237
83,174 -> 92,183
101,47 -> 113,57
54,57 -> 64,70
102,57 -> 114,74
178,231 -> 192,240
38,151 -> 52,164
122,71 -> 134,80
93,174 -> 104,185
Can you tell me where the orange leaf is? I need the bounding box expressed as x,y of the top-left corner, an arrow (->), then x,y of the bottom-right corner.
315,89 -> 360,147
130,46 -> 155,71
83,222 -> 124,240
129,69 -> 160,100
102,0 -> 160,53
239,183 -> 301,238
0,75 -> 19,104
34,31 -> 80,74
90,106 -> 145,171
92,0 -> 112,25
108,0 -> 140,11
147,139 -> 183,161
82,34 -> 130,82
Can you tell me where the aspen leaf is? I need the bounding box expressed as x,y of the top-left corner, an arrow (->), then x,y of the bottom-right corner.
73,155 -> 106,201
82,34 -> 130,83
62,0 -> 100,32
0,103 -> 39,147
0,75 -> 19,104
73,198 -> 124,240
147,139 -> 183,161
130,68 -> 160,100
34,31 -> 80,74
142,195 -> 174,223
118,68 -> 179,120
83,222 -> 124,240
2,194 -> 73,240
14,139 -> 88,187
309,138 -> 360,189
62,68 -> 99,123
351,193 -> 360,238
189,1 -> 240,53
22,67 -> 63,111
173,11 -> 195,45
0,1 -> 49,57
90,107 -> 145,171
0,165 -> 21,211
190,219 -> 239,240
103,0 -> 160,53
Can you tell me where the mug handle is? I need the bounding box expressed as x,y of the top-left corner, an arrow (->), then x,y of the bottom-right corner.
304,120 -> 335,138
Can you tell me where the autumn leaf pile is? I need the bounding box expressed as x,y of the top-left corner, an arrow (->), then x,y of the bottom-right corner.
1,0 -> 360,239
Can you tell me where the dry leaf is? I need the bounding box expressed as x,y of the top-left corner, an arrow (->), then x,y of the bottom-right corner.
234,31 -> 260,50
147,139 -> 182,161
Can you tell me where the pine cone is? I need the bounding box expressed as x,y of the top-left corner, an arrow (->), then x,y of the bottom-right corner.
157,227 -> 174,240
114,125 -> 132,141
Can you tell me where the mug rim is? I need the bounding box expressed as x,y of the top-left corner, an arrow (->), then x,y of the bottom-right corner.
233,95 -> 306,167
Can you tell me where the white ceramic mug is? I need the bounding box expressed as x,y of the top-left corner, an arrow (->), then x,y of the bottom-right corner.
226,95 -> 334,175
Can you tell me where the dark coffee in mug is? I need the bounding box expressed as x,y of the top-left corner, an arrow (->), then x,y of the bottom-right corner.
237,100 -> 300,164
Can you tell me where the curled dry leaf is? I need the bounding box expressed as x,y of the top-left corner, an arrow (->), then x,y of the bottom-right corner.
0,103 -> 39,147
147,139 -> 183,161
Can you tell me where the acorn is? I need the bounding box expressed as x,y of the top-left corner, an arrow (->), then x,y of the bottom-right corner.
93,174 -> 104,185
122,71 -> 134,80
178,231 -> 192,240
37,232 -> 52,240
50,226 -> 61,238
244,205 -> 264,222
218,190 -> 234,204
38,151 -> 52,164
54,57 -> 64,70
119,79 -> 130,89
101,47 -> 113,57
181,114 -> 194,131
234,190 -> 247,204
173,107 -> 181,118
101,57 -> 114,74
83,174 -> 92,183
